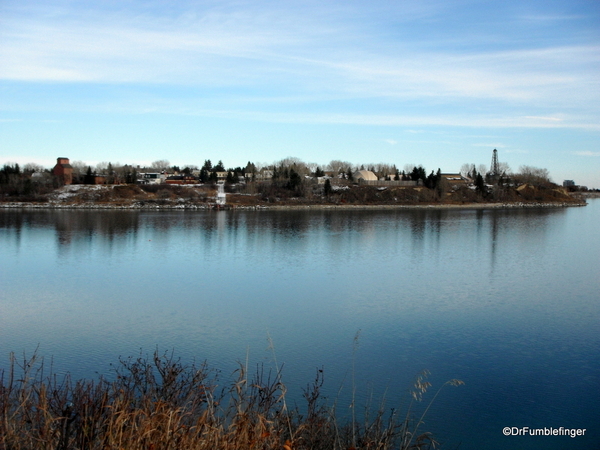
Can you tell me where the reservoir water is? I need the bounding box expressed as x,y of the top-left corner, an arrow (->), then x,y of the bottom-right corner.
1,200 -> 599,449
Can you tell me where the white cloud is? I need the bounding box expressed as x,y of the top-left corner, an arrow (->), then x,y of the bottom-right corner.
167,110 -> 600,130
2,3 -> 598,108
573,151 -> 600,157
1,0 -> 599,133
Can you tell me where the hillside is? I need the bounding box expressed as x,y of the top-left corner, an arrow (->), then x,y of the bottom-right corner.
0,181 -> 586,209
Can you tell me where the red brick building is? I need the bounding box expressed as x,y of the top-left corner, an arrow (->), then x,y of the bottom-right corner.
52,157 -> 73,185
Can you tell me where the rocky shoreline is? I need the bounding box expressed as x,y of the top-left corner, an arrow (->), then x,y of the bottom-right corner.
0,199 -> 587,211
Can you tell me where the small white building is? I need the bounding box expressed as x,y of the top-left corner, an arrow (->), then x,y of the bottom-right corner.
140,173 -> 165,184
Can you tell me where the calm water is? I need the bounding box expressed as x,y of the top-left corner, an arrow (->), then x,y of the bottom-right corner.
1,201 -> 599,449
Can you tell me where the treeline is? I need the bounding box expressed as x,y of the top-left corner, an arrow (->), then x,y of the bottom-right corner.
1,154 -> 556,203
0,163 -> 59,198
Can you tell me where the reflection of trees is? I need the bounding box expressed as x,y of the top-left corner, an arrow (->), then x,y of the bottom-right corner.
3,207 -> 567,268
52,211 -> 142,253
480,208 -> 561,274
0,210 -> 27,251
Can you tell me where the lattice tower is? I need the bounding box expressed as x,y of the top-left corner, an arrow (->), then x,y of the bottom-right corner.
490,148 -> 499,176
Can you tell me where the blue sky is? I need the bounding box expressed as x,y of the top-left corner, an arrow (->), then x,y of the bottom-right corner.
1,0 -> 599,187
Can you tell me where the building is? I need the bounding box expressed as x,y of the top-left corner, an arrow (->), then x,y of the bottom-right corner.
441,173 -> 470,186
165,175 -> 197,185
140,173 -> 165,185
52,157 -> 73,185
353,170 -> 378,182
353,169 -> 419,186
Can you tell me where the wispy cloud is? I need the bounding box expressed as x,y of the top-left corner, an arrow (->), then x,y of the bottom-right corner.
149,108 -> 600,130
2,2 -> 598,111
573,151 -> 600,157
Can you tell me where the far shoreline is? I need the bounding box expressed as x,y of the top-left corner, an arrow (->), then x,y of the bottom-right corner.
1,184 -> 594,211
0,199 -> 587,211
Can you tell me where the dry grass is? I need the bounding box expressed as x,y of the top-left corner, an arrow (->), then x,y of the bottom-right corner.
0,350 -> 462,450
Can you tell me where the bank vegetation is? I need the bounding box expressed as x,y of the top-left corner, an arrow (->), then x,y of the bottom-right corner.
0,350 -> 463,450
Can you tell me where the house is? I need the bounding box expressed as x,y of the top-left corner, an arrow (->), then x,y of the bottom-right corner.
52,157 -> 73,185
165,175 -> 197,185
255,169 -> 274,181
215,171 -> 228,181
441,173 -> 470,186
88,175 -> 106,185
353,169 -> 419,187
139,173 -> 165,185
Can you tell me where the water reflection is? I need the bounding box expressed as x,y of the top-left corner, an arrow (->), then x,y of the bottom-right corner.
1,204 -> 597,450
0,207 -> 566,269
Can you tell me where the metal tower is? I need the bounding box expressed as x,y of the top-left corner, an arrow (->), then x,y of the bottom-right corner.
490,148 -> 499,176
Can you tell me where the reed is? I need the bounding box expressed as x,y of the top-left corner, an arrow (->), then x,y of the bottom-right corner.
0,349 -> 462,450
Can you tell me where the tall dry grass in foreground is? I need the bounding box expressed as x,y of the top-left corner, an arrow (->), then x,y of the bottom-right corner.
0,350 -> 462,450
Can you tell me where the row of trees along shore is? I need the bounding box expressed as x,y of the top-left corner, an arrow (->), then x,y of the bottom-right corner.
0,156 -> 574,203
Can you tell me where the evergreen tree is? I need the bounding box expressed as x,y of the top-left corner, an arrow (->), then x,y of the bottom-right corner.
475,173 -> 485,194
410,166 -> 426,183
245,161 -> 256,181
214,160 -> 225,172
199,168 -> 209,183
85,166 -> 94,184
324,178 -> 332,196
107,162 -> 114,183
287,168 -> 302,191
426,170 -> 437,189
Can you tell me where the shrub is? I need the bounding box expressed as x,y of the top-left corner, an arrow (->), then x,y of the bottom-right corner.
0,349 -> 462,450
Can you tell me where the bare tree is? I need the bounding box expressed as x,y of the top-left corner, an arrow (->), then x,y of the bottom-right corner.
517,165 -> 551,184
305,162 -> 318,174
95,161 -> 109,173
497,162 -> 511,176
22,162 -> 45,173
460,163 -> 476,178
371,163 -> 397,179
327,160 -> 353,174
70,160 -> 88,176
151,160 -> 170,171
274,157 -> 310,176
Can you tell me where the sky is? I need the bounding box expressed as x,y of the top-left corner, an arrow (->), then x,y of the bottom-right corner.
1,0 -> 599,187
